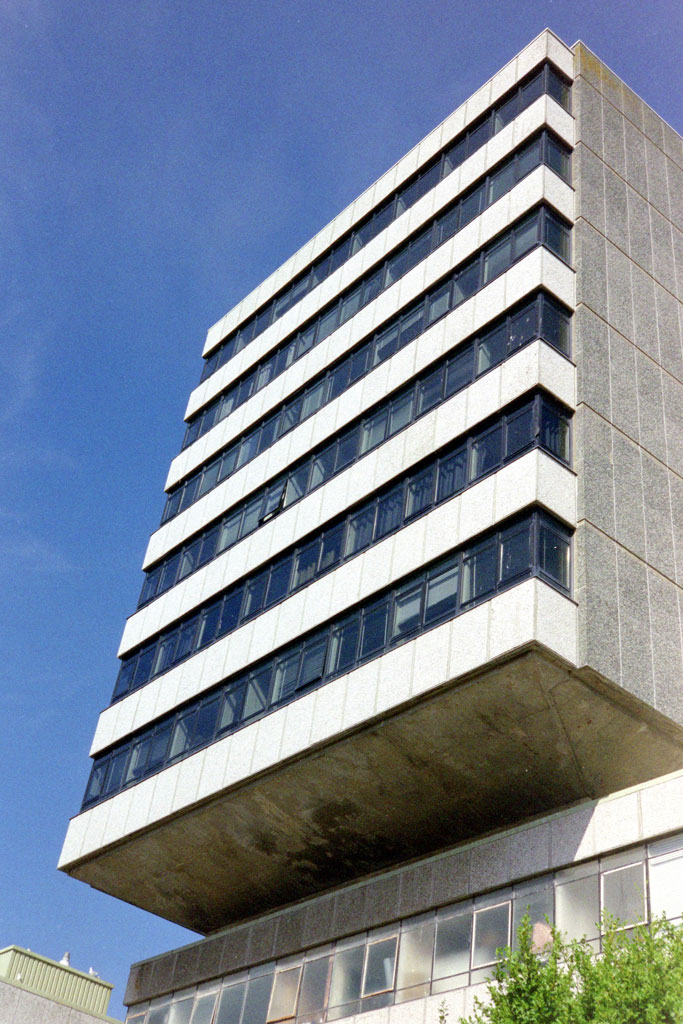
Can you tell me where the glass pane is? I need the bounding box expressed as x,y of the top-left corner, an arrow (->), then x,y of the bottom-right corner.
292,542 -> 320,589
488,161 -> 515,205
285,464 -> 311,507
296,323 -> 317,359
124,737 -> 151,784
516,135 -> 542,179
173,617 -> 199,663
216,983 -> 246,1024
445,345 -> 473,395
546,136 -> 570,181
328,946 -> 364,1008
236,430 -> 259,470
179,541 -> 201,582
266,557 -> 293,607
319,523 -> 344,572
363,938 -> 397,995
152,635 -> 177,677
443,136 -> 467,174
360,408 -> 388,454
360,600 -> 389,659
541,404 -> 569,461
417,368 -> 443,415
348,342 -> 371,384
280,397 -> 303,436
426,282 -> 451,325
243,570 -> 268,619
217,686 -> 245,735
392,582 -> 423,639
258,415 -> 279,455
242,496 -> 265,536
148,723 -> 172,770
298,957 -> 331,1016
242,975 -> 274,1024
191,992 -> 217,1024
461,541 -> 497,605
362,266 -> 384,306
218,511 -> 242,553
512,888 -> 554,952
158,553 -> 181,594
388,390 -> 413,436
179,477 -> 199,512
147,1007 -> 170,1024
327,616 -> 360,675
103,748 -> 129,795
544,212 -> 570,261
168,1000 -> 193,1024
506,405 -> 534,458
493,91 -> 518,132
649,854 -> 683,920
434,909 -> 472,979
340,286 -> 363,324
437,449 -> 467,502
268,967 -> 301,1022
405,466 -> 435,519
398,305 -> 424,348
272,651 -> 300,703
199,527 -> 219,566
520,69 -> 543,108
197,602 -> 222,649
514,213 -> 540,259
539,524 -> 570,588
193,697 -> 220,748
483,235 -> 513,284
169,712 -> 196,761
436,205 -> 460,246
335,427 -> 359,471
309,445 -> 336,490
424,562 -> 458,624
602,863 -> 645,926
472,903 -> 510,968
299,637 -> 327,689
459,184 -> 484,228
243,667 -> 272,719
374,324 -> 399,365
133,644 -> 156,685
344,508 -> 375,557
499,524 -> 531,583
470,425 -> 503,480
327,360 -> 350,402
468,118 -> 491,154
509,301 -> 538,351
218,589 -> 243,636
476,323 -> 507,375
541,298 -> 570,355
375,487 -> 404,539
452,262 -> 479,305
555,874 -> 600,941
317,305 -> 339,343
396,922 -> 435,990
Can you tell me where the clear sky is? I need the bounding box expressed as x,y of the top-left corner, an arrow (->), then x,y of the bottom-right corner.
0,0 -> 680,1019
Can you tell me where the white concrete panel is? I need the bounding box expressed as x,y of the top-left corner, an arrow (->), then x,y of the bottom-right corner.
533,579 -> 578,664
58,813 -> 89,868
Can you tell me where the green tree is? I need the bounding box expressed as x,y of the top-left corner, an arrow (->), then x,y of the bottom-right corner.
459,914 -> 683,1024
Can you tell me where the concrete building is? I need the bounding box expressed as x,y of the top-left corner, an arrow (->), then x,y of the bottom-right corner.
59,30 -> 683,1023
0,945 -> 122,1023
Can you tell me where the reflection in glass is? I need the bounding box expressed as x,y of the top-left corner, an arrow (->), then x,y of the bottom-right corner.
602,864 -> 645,926
472,903 -> 510,968
363,938 -> 397,995
434,909 -> 472,979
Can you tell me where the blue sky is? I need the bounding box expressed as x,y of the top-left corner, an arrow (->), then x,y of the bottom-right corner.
1,1 -> 680,1018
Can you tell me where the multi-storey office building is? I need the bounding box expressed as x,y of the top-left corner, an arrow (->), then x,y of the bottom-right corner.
59,30 -> 683,1023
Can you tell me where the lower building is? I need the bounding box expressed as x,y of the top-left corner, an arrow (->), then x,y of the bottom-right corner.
59,29 -> 683,1024
0,946 -> 121,1023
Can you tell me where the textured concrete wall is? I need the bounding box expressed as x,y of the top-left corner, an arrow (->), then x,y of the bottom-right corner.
572,43 -> 683,723
0,978 -> 120,1024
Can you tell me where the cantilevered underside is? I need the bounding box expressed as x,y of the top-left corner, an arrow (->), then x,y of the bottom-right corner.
64,644 -> 683,933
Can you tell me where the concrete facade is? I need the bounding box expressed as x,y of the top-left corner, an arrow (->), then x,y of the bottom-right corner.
58,32 -> 682,1023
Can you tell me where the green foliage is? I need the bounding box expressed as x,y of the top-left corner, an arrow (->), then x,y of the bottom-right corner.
459,913 -> 683,1024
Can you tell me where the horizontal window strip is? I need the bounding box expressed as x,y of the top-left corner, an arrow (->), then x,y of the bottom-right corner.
119,391 -> 571,700
126,835 -> 680,1024
161,205 -> 572,524
184,130 -> 571,452
86,509 -> 572,807
200,64 -> 571,383
140,292 -> 571,610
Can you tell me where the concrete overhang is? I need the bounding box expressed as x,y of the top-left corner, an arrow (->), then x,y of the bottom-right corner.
61,644 -> 683,933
